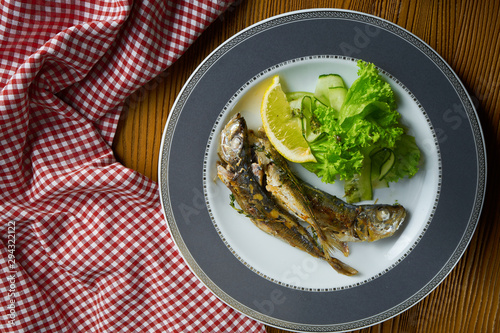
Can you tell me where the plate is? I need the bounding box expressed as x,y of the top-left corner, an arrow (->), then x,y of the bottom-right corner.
158,9 -> 486,332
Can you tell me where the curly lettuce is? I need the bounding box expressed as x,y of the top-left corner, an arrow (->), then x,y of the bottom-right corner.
297,60 -> 421,202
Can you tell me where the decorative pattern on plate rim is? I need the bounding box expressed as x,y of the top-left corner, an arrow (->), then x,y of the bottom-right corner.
203,54 -> 442,292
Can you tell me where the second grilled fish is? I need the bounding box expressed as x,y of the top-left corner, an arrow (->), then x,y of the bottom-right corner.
250,130 -> 350,257
302,182 -> 407,243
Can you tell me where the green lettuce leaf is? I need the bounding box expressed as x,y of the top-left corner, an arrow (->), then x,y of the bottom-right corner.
301,60 -> 421,202
383,134 -> 421,182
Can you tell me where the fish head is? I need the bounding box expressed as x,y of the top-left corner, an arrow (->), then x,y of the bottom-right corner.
219,113 -> 248,166
354,204 -> 407,242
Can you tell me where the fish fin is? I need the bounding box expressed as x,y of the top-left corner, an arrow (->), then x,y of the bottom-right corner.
327,257 -> 358,276
318,238 -> 335,260
323,231 -> 350,257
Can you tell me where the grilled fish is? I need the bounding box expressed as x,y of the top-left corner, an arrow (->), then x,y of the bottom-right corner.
302,182 -> 406,243
250,130 -> 349,257
217,113 -> 357,276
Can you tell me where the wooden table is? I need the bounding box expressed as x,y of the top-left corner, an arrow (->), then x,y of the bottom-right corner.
113,1 -> 499,332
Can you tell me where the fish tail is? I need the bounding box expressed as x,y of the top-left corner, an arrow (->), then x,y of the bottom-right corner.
327,257 -> 358,276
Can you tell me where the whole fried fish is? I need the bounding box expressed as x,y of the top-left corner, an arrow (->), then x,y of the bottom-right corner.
217,113 -> 357,276
250,130 -> 349,257
302,183 -> 406,243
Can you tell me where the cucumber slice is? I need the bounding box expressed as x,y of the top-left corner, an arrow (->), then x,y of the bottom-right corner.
371,149 -> 392,189
286,91 -> 314,101
358,156 -> 373,201
370,148 -> 395,181
370,148 -> 396,183
344,156 -> 373,203
314,74 -> 346,106
378,150 -> 395,180
328,86 -> 347,112
345,148 -> 396,203
313,97 -> 328,108
372,177 -> 389,189
298,96 -> 322,142
287,91 -> 328,109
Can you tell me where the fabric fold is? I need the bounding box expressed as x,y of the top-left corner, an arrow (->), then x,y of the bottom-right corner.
0,1 -> 265,331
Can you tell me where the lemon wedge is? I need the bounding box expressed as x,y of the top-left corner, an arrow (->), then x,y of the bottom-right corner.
260,75 -> 317,163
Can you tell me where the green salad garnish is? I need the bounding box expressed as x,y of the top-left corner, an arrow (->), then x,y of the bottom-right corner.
287,60 -> 421,203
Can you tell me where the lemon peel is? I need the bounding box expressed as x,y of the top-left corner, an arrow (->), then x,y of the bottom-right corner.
260,76 -> 316,163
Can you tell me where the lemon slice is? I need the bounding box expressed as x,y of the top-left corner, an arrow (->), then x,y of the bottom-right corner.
260,75 -> 317,163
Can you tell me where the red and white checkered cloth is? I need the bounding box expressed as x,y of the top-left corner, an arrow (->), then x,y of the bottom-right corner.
0,1 -> 266,331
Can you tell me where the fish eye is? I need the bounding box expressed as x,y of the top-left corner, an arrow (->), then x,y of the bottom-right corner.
376,208 -> 391,222
231,136 -> 243,150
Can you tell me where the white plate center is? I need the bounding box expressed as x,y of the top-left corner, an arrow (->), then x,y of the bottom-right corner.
204,56 -> 441,291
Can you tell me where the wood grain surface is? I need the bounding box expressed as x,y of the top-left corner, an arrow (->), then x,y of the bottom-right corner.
112,1 -> 500,332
